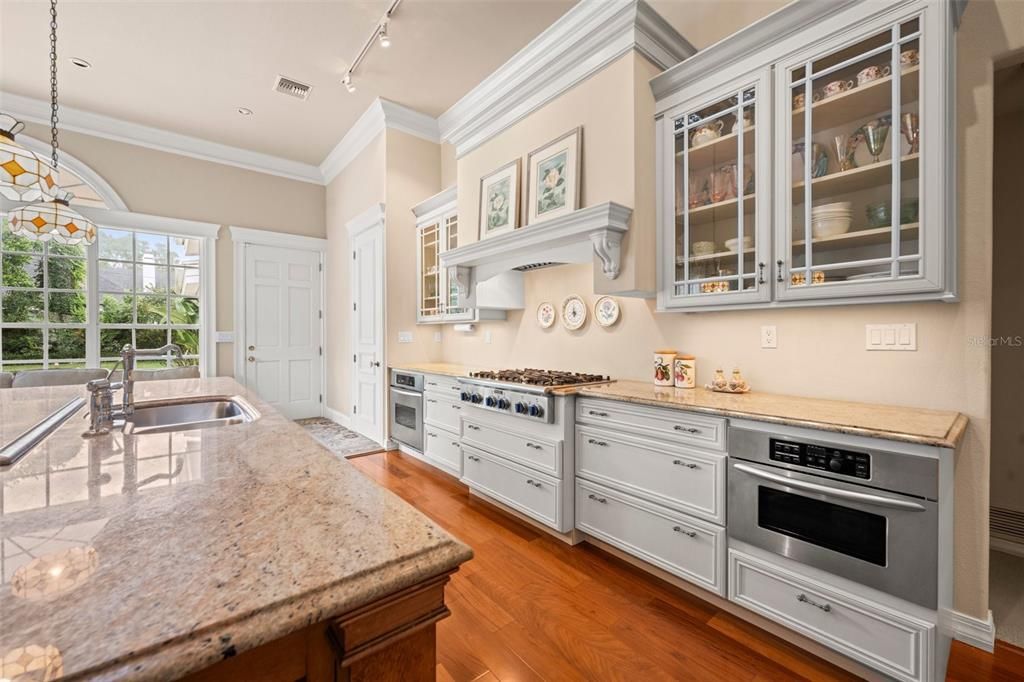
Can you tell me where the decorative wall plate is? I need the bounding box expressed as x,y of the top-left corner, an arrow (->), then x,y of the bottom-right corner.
561,295 -> 587,331
594,296 -> 620,327
537,301 -> 556,329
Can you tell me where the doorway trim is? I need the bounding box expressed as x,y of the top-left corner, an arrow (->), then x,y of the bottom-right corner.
346,203 -> 387,443
229,225 -> 329,415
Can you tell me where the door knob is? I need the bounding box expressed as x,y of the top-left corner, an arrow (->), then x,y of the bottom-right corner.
247,356 -> 255,362
372,361 -> 381,367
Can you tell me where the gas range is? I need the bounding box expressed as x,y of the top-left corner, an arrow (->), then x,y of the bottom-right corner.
457,369 -> 611,423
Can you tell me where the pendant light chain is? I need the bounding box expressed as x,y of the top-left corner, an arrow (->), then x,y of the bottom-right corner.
49,0 -> 59,170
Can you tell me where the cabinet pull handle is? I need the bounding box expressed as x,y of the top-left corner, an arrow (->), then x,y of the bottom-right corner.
427,398 -> 438,403
587,493 -> 608,504
776,259 -> 785,283
427,381 -> 438,386
467,454 -> 480,462
526,442 -> 544,450
427,432 -> 437,438
797,593 -> 832,613
451,405 -> 462,410
757,261 -> 766,285
451,442 -> 461,448
673,425 -> 701,434
588,410 -> 609,417
672,459 -> 699,469
467,424 -> 480,430
526,479 -> 542,488
672,526 -> 697,538
588,438 -> 609,447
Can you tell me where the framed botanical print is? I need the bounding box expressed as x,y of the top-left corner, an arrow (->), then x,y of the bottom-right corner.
526,126 -> 581,224
478,159 -> 520,240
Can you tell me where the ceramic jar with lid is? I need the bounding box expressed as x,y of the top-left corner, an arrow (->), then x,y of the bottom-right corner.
673,355 -> 696,389
654,350 -> 676,386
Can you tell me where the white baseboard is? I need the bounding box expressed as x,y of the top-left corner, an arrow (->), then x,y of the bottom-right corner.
991,535 -> 1024,558
323,407 -> 351,429
949,608 -> 995,652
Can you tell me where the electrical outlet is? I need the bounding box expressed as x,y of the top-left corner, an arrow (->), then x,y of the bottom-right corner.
484,330 -> 492,344
397,331 -> 413,344
433,331 -> 442,343
865,323 -> 917,351
760,325 -> 777,349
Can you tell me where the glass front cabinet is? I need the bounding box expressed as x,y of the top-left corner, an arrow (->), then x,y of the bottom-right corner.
654,0 -> 956,311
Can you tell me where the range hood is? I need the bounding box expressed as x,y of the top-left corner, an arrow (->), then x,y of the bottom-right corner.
440,202 -> 632,307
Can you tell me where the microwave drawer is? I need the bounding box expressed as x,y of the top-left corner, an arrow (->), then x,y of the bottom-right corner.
576,479 -> 725,596
424,394 -> 463,432
461,445 -> 565,531
463,417 -> 561,477
576,426 -> 725,524
728,549 -> 934,682
424,426 -> 462,477
576,398 -> 725,451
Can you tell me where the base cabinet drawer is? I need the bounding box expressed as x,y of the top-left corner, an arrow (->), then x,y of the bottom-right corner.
728,549 -> 934,682
424,426 -> 461,476
577,398 -> 726,451
462,446 -> 565,531
576,425 -> 725,524
424,374 -> 463,399
463,417 -> 561,477
576,479 -> 725,595
425,395 -> 464,432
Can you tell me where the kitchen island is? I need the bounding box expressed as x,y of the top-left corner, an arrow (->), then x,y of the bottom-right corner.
0,377 -> 472,681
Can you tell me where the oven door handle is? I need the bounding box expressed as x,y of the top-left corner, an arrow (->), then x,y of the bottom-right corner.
390,387 -> 423,400
732,463 -> 928,512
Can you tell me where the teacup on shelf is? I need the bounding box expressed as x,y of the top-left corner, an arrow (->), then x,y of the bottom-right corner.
901,48 -> 919,68
691,120 -> 725,146
857,65 -> 891,85
821,79 -> 855,99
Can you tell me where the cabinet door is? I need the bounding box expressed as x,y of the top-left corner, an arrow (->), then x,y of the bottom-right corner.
775,6 -> 950,302
417,221 -> 442,322
659,70 -> 772,309
441,210 -> 474,321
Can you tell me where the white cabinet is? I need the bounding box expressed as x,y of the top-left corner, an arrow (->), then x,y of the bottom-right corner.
422,372 -> 463,477
463,444 -> 568,532
653,0 -> 957,311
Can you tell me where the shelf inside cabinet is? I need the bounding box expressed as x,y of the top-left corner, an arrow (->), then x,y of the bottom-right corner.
791,65 -> 920,131
792,222 -> 919,249
678,195 -> 755,226
676,245 -> 755,265
677,127 -> 756,169
793,154 -> 918,199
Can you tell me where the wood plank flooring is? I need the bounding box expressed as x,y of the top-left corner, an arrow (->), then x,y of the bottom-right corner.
350,450 -> 1024,681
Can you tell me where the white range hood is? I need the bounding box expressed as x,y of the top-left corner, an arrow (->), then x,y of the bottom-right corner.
440,201 -> 632,308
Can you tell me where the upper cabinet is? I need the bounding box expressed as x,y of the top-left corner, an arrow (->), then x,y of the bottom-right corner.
653,0 -> 956,311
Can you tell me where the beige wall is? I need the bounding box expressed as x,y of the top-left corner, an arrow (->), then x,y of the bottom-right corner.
324,132 -> 387,414
22,122 -> 326,378
436,0 -> 1024,620
990,81 -> 1024,515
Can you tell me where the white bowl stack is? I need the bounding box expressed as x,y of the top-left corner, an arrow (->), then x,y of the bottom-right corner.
810,201 -> 852,238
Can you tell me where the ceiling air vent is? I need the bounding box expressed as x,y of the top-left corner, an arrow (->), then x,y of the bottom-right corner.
273,75 -> 313,101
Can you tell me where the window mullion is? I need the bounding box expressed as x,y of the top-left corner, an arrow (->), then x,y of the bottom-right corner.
86,239 -> 100,367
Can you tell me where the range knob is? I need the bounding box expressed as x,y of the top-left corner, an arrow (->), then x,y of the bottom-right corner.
828,456 -> 844,472
528,404 -> 544,418
497,398 -> 510,410
485,396 -> 497,407
515,402 -> 528,414
460,391 -> 471,402
471,393 -> 483,404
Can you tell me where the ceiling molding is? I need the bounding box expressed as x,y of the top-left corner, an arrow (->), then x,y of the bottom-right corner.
319,98 -> 440,185
19,134 -> 129,211
0,91 -> 324,185
438,0 -> 695,159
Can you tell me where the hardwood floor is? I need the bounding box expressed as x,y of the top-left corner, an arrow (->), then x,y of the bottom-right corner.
350,450 -> 1024,681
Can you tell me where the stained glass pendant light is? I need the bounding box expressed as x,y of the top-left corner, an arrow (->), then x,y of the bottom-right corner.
5,0 -> 96,245
0,113 -> 58,201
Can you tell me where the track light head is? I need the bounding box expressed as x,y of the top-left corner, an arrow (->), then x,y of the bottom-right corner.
342,73 -> 355,93
378,21 -> 391,48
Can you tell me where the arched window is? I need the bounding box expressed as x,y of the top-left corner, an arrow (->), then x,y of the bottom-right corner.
1,142 -> 213,375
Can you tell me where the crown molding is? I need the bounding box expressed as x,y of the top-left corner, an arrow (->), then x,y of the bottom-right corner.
411,185 -> 457,220
438,0 -> 695,159
320,98 -> 441,185
0,91 -> 324,185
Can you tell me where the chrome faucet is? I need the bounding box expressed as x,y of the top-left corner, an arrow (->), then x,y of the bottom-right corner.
84,343 -> 183,436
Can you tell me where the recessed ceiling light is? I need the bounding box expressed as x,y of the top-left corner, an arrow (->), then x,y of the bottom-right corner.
237,107 -> 253,116
69,57 -> 91,69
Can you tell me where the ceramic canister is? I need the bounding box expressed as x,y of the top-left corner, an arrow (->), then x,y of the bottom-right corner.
673,355 -> 696,389
654,350 -> 676,386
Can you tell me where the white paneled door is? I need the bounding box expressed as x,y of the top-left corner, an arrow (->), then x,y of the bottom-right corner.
349,215 -> 385,444
243,244 -> 322,419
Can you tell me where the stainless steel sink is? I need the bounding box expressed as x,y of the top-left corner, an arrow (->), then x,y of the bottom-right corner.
122,395 -> 260,435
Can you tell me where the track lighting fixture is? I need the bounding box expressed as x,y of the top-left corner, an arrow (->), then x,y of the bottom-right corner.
341,0 -> 401,93
342,74 -> 356,93
378,21 -> 391,48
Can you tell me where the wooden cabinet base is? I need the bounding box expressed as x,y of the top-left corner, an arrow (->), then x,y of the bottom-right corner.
185,571 -> 455,682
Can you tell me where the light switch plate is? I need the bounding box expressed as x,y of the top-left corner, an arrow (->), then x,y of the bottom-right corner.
866,324 -> 917,351
433,331 -> 442,343
484,330 -> 492,344
398,331 -> 413,344
761,325 -> 777,349
215,331 -> 234,343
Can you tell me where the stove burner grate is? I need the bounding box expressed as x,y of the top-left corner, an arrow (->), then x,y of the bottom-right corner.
469,368 -> 610,387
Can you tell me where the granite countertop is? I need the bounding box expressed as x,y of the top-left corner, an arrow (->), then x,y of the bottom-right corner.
578,381 -> 968,448
390,362 -> 483,377
0,377 -> 471,681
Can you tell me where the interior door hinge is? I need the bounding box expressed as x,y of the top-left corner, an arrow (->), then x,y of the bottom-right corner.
353,405 -> 357,414
318,310 -> 322,319
353,354 -> 356,362
319,346 -> 323,356
319,394 -> 322,403
353,302 -> 357,311
318,263 -> 323,272
353,251 -> 356,260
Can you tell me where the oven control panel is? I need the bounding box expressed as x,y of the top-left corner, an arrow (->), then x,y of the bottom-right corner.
769,439 -> 871,479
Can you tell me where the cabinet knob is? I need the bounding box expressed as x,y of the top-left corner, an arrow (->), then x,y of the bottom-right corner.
248,345 -> 255,351
247,356 -> 255,363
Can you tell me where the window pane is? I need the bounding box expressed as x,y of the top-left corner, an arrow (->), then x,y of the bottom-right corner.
172,328 -> 200,356
171,297 -> 200,325
137,295 -> 168,324
49,241 -> 86,259
100,294 -> 134,324
2,253 -> 43,288
98,260 -> 134,292
100,328 -> 132,356
48,328 -> 86,359
135,233 -> 168,264
136,328 -> 168,349
136,265 -> 168,294
49,292 -> 86,323
169,237 -> 201,265
99,228 -> 133,261
47,256 -> 87,290
1,328 -> 43,361
170,267 -> 199,296
1,232 -> 44,254
1,290 -> 45,322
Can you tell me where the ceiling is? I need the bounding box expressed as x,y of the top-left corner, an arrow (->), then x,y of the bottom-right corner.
0,0 -> 575,166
